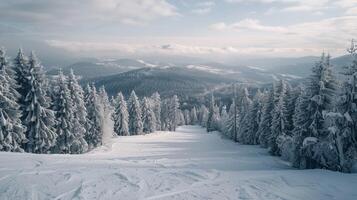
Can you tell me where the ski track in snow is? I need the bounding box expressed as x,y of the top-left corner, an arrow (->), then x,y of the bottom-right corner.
0,126 -> 356,200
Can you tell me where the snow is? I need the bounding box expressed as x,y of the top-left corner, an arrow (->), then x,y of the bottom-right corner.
0,125 -> 356,200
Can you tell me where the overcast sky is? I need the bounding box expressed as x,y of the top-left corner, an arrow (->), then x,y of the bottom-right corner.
0,0 -> 356,61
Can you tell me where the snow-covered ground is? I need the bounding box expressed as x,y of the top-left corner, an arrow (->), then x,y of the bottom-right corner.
0,126 -> 356,200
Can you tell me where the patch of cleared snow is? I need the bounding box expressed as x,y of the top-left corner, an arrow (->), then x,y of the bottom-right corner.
185,65 -> 238,75
0,126 -> 356,200
247,66 -> 266,71
280,73 -> 302,79
137,59 -> 158,68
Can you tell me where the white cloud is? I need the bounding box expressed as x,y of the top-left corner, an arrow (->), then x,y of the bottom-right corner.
210,19 -> 287,33
0,0 -> 178,26
191,1 -> 215,15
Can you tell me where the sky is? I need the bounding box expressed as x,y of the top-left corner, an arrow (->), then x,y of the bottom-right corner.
0,0 -> 356,63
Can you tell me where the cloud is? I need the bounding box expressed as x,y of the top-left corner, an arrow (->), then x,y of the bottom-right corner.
226,0 -> 331,12
191,1 -> 215,15
210,19 -> 287,33
346,7 -> 357,15
0,0 -> 178,27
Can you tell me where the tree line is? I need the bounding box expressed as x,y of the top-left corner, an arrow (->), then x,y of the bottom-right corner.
184,41 -> 357,173
0,48 -> 181,154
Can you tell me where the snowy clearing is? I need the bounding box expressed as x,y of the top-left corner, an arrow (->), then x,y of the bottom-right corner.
0,126 -> 356,200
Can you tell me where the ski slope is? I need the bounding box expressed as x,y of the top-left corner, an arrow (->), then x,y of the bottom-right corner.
0,126 -> 356,200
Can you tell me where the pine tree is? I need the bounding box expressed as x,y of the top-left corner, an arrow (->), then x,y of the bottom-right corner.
160,98 -> 170,130
258,87 -> 274,147
67,69 -> 88,153
237,88 -> 252,142
0,48 -> 26,152
23,52 -> 56,153
53,71 -> 75,154
291,88 -> 312,168
177,109 -> 186,126
98,86 -> 114,143
13,49 -> 29,110
151,92 -> 161,131
323,41 -> 357,172
168,95 -> 180,131
292,54 -> 337,169
198,105 -> 208,127
220,105 -> 228,132
239,89 -> 263,145
207,94 -> 216,132
190,107 -> 198,125
85,84 -> 103,149
269,80 -> 289,156
183,109 -> 191,125
113,92 -> 129,136
225,99 -> 239,140
128,91 -> 143,135
142,97 -> 156,133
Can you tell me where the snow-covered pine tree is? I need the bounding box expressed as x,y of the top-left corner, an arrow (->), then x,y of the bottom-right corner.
291,87 -> 312,167
177,109 -> 185,126
151,92 -> 161,131
225,99 -> 239,140
0,48 -> 26,152
292,54 -> 337,169
212,104 -> 221,131
237,88 -> 252,142
220,105 -> 228,133
323,41 -> 357,172
98,86 -> 114,143
190,107 -> 198,125
206,94 -> 216,132
198,105 -> 209,127
23,52 -> 56,153
13,49 -> 29,110
160,98 -> 170,130
113,92 -> 129,136
128,90 -> 143,135
67,69 -> 88,153
183,109 -> 191,125
168,95 -> 180,131
239,89 -> 263,145
278,84 -> 300,161
257,87 -> 274,147
269,80 -> 289,156
85,84 -> 103,149
52,71 -> 75,154
142,97 -> 156,133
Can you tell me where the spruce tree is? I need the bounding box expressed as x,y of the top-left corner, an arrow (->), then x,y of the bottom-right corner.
151,92 -> 161,131
113,92 -> 129,136
168,95 -> 180,131
225,99 -> 239,140
198,105 -> 209,127
98,86 -> 114,142
183,109 -> 191,125
128,91 -> 143,135
85,84 -> 103,149
323,41 -> 357,172
142,97 -> 156,133
269,80 -> 289,156
240,89 -> 263,145
257,87 -> 274,147
23,52 -> 56,153
190,107 -> 198,125
67,69 -> 88,153
207,94 -> 216,132
13,49 -> 29,110
0,48 -> 26,152
53,71 -> 75,154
